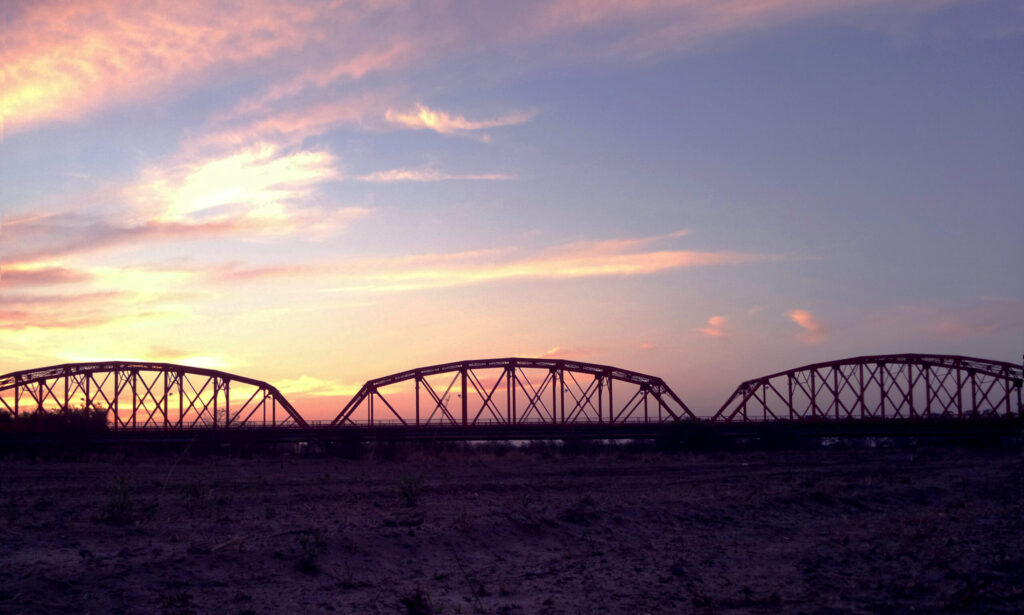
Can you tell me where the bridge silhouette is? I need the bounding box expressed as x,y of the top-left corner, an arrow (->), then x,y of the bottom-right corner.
1,354 -> 1020,440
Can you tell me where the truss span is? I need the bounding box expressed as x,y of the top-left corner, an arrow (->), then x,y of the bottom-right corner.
713,354 -> 1023,422
0,362 -> 307,429
332,358 -> 695,426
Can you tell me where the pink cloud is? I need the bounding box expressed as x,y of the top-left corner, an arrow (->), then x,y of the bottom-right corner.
4,0 -> 944,137
788,308 -> 826,344
698,315 -> 728,337
0,265 -> 92,288
3,1 -> 318,133
863,299 -> 1024,342
0,291 -> 130,331
384,104 -> 534,135
537,346 -> 595,360
327,233 -> 772,292
357,169 -> 514,182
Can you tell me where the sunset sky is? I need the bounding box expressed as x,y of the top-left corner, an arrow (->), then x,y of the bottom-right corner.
2,0 -> 1022,419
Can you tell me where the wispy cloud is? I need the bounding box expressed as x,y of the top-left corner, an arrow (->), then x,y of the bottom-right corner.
201,93 -> 390,149
5,1 -> 946,136
384,104 -> 534,135
357,169 -> 514,182
698,315 -> 728,337
0,291 -> 135,331
329,233 -> 772,292
135,144 -> 342,225
3,144 -> 369,263
276,375 -> 363,398
2,1 -> 318,133
788,308 -> 826,344
863,298 -> 1024,343
0,264 -> 92,288
536,346 -> 596,360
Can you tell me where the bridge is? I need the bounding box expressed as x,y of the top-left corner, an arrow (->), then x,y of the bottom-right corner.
331,357 -> 695,427
713,354 -> 1023,422
0,355 -> 1020,440
0,361 -> 306,429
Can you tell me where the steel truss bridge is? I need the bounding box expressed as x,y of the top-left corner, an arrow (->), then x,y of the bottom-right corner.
0,355 -> 1020,439
332,358 -> 695,427
0,362 -> 306,429
713,354 -> 1022,422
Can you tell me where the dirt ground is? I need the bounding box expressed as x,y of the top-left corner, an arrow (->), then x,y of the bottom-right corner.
0,442 -> 1021,614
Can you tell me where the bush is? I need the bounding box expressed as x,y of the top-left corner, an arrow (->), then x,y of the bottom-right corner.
399,587 -> 440,615
99,477 -> 133,525
297,530 -> 327,573
396,476 -> 424,507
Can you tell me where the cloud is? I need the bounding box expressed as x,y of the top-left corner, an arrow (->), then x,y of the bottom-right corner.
863,298 -> 1024,343
357,169 -> 514,182
3,144 -> 369,263
531,0 -> 906,58
201,93 -> 390,148
536,346 -> 594,360
788,308 -> 825,344
4,1 -> 948,136
384,104 -> 533,135
2,0 -> 318,133
698,315 -> 728,337
243,43 -> 419,110
328,232 -> 772,292
276,375 -> 363,398
0,291 -> 132,331
136,144 -> 341,222
0,265 -> 92,288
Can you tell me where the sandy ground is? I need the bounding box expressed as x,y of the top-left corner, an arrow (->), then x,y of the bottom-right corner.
0,443 -> 1021,614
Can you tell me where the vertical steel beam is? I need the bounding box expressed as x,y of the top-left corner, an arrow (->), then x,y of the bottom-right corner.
970,370 -> 977,417
559,369 -> 565,424
858,363 -> 866,419
213,377 -> 220,428
924,365 -> 931,418
511,368 -> 518,425
643,388 -> 649,423
597,377 -> 604,424
810,370 -> 818,419
1005,374 -> 1011,416
504,368 -> 511,424
415,377 -> 421,426
163,371 -> 169,428
112,372 -> 119,430
551,369 -> 557,425
461,367 -> 468,427
956,368 -> 963,418
833,368 -> 840,419
878,364 -> 885,419
608,377 -> 614,425
761,383 -> 768,420
907,364 -> 915,418
132,371 -> 138,429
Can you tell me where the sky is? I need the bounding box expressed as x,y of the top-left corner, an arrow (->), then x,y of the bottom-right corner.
1,0 -> 1022,420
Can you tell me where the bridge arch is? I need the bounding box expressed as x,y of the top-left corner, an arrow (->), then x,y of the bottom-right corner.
712,354 -> 1023,422
0,361 -> 307,429
332,358 -> 695,426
